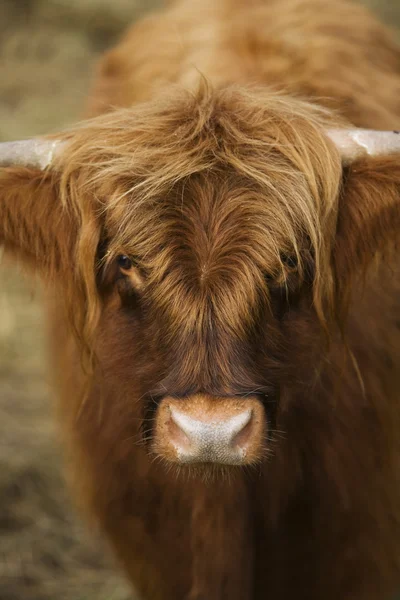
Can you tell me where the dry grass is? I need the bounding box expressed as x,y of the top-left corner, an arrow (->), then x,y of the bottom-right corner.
0,1 -> 399,599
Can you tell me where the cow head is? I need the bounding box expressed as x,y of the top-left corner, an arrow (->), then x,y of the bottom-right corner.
1,87 -> 399,473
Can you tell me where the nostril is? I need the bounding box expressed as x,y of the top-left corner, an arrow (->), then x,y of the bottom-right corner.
168,408 -> 191,451
168,406 -> 201,448
230,410 -> 254,450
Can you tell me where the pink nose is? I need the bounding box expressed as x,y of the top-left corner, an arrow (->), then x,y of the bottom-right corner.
168,406 -> 253,464
153,395 -> 265,466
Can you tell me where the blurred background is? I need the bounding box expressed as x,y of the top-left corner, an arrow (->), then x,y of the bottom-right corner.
0,1 -> 399,599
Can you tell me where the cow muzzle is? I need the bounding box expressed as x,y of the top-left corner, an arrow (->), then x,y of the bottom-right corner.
153,394 -> 266,466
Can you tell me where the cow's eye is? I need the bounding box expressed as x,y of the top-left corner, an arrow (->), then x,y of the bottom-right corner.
280,253 -> 298,270
117,255 -> 133,271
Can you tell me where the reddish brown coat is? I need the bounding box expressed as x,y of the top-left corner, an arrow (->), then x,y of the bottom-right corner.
1,0 -> 400,599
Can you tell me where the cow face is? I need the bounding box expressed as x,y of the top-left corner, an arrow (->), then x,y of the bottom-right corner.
1,87 -> 399,471
93,158 -> 330,468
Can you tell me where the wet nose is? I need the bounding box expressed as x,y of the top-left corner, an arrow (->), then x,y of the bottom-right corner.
169,405 -> 253,464
154,395 -> 265,465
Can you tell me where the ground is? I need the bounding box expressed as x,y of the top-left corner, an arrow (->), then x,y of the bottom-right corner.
0,1 -> 399,599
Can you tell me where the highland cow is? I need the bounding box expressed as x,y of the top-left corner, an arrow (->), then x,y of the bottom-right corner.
1,0 -> 400,598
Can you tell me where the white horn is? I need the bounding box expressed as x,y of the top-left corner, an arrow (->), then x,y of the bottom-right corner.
327,129 -> 400,165
0,139 -> 64,170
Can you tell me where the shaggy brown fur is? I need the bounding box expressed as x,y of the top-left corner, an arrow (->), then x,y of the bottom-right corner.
1,0 -> 400,598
